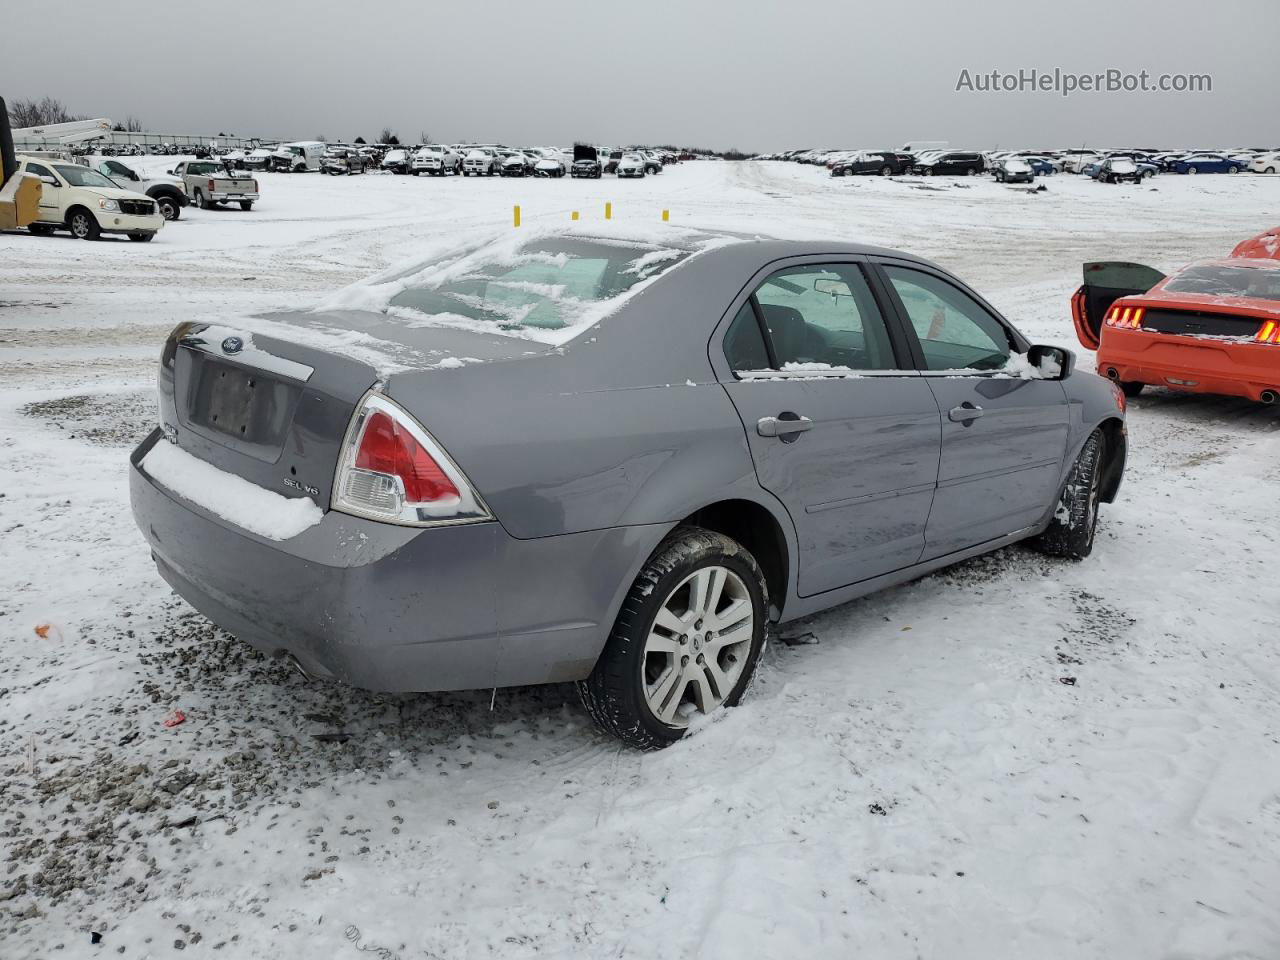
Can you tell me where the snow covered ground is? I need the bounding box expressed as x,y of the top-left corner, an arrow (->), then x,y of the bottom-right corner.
1,162 -> 1278,959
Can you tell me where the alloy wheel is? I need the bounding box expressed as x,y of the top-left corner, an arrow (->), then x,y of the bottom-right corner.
641,566 -> 754,726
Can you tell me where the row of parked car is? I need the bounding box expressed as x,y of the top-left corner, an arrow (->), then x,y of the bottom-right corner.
215,141 -> 680,179
764,145 -> 1280,182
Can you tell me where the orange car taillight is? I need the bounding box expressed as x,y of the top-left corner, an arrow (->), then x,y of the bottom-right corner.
1256,320 -> 1280,343
1104,305 -> 1145,329
332,392 -> 492,527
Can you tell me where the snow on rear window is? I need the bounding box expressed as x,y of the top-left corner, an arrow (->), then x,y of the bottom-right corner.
1165,263 -> 1280,302
318,225 -> 738,346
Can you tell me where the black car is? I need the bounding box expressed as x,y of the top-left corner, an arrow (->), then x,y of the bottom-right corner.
571,143 -> 602,179
913,151 -> 986,176
832,151 -> 913,177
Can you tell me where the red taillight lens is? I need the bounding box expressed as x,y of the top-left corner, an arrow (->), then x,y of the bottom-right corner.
355,410 -> 458,503
208,179 -> 215,192
333,393 -> 490,526
1105,305 -> 1145,329
1257,320 -> 1280,343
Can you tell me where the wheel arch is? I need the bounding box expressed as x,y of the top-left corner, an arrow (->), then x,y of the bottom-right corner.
64,203 -> 95,227
678,498 -> 792,621
1096,416 -> 1126,504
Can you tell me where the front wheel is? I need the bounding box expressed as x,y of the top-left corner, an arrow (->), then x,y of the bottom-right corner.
880,165 -> 892,176
1031,430 -> 1106,560
1186,166 -> 1198,175
578,527 -> 768,750
156,196 -> 181,221
68,209 -> 101,241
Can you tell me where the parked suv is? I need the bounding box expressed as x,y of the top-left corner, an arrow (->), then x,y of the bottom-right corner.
17,156 -> 164,241
320,148 -> 366,176
95,158 -> 189,221
913,151 -> 985,176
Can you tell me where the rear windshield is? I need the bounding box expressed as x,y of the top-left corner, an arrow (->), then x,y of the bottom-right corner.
1165,264 -> 1280,301
388,239 -> 689,331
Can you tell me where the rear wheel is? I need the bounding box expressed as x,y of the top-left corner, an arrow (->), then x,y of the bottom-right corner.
28,223 -> 54,236
1120,381 -> 1145,397
1032,430 -> 1106,560
578,527 -> 768,750
240,201 -> 253,211
128,232 -> 153,242
1187,166 -> 1198,175
195,190 -> 209,209
880,165 -> 892,176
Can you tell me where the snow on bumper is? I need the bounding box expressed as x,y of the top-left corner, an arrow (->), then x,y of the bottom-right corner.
129,428 -> 653,692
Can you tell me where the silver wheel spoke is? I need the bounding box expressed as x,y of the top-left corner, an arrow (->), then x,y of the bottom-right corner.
650,667 -> 685,723
689,668 -> 718,713
653,606 -> 688,637
708,621 -> 753,653
640,563 -> 756,728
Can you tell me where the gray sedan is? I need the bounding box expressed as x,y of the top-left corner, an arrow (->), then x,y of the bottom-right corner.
130,229 -> 1127,749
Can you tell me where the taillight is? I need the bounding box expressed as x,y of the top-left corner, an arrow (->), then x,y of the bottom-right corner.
208,179 -> 215,192
252,181 -> 258,193
1257,320 -> 1280,343
1104,305 -> 1145,329
332,392 -> 491,526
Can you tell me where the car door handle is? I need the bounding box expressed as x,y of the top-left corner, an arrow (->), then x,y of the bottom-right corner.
948,403 -> 985,423
757,414 -> 813,438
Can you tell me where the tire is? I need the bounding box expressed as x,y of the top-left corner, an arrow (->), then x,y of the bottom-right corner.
996,172 -> 1005,183
1267,167 -> 1277,175
1032,430 -> 1106,561
880,165 -> 892,176
966,167 -> 976,176
1120,381 -> 1145,397
28,223 -> 54,236
1229,166 -> 1239,174
156,195 -> 181,221
578,526 -> 769,750
68,208 -> 101,241
240,201 -> 253,211
1187,167 -> 1197,175
128,232 -> 153,242
195,190 -> 209,209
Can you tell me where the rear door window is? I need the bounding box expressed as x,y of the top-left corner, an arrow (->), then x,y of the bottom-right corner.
732,264 -> 901,373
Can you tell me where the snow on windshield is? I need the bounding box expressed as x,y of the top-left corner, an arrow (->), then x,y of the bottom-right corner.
318,225 -> 740,346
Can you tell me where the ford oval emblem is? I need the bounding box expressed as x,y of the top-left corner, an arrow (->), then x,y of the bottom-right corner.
221,336 -> 244,354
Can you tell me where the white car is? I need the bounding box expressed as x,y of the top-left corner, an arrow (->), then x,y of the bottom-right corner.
411,145 -> 462,176
1062,153 -> 1102,174
1250,152 -> 1280,175
17,156 -> 164,242
242,148 -> 274,171
616,153 -> 646,178
530,147 -> 568,178
463,148 -> 501,176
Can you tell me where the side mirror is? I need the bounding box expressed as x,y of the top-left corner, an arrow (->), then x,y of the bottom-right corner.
1027,344 -> 1075,380
40,176 -> 59,188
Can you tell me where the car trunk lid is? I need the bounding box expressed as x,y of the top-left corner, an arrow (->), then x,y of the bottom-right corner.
1072,261 -> 1166,349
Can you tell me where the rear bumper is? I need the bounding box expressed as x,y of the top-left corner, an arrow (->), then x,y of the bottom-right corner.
129,430 -> 666,692
210,192 -> 259,202
1097,330 -> 1280,401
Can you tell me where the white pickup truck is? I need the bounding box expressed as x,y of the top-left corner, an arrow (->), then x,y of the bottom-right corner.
170,160 -> 259,210
94,158 -> 189,221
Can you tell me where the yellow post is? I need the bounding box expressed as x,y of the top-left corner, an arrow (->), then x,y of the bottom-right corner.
513,205 -> 521,228
571,210 -> 579,221
604,202 -> 612,220
661,209 -> 670,222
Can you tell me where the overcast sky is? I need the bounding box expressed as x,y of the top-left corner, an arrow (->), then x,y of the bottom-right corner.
7,0 -> 1277,149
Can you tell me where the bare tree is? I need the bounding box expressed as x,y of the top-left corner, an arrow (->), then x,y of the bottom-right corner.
419,131 -> 431,145
316,134 -> 328,142
378,127 -> 397,145
123,115 -> 143,132
9,96 -> 85,128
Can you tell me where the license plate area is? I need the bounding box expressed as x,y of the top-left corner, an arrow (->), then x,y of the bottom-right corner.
184,356 -> 299,460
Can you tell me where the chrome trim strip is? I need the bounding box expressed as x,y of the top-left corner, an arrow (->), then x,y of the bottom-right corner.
179,327 -> 314,383
736,368 -> 923,380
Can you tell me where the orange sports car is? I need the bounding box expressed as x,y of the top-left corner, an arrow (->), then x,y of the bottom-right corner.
1071,251 -> 1280,404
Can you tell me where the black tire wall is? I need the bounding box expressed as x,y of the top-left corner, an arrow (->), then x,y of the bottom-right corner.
0,97 -> 17,189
